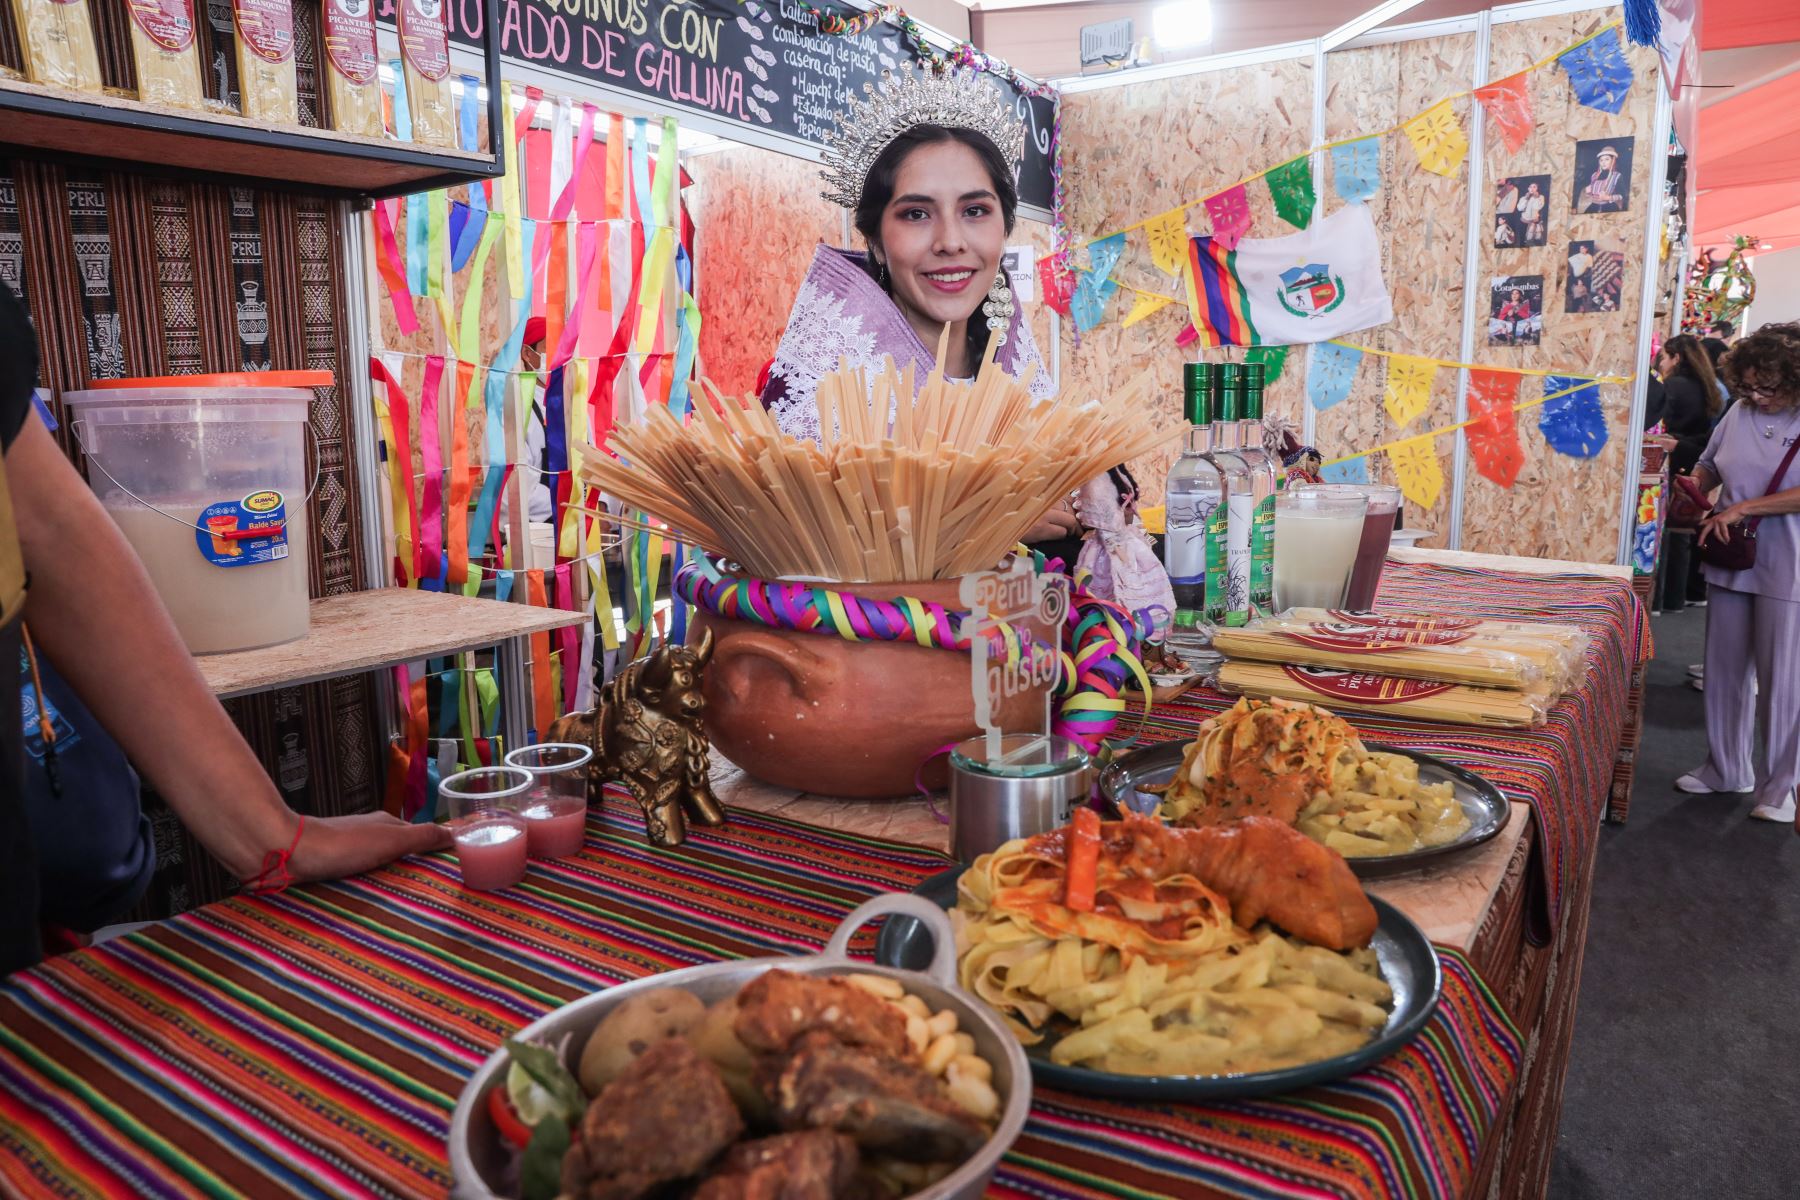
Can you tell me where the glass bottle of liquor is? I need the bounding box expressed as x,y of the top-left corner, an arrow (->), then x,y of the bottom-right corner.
1162,363 -> 1224,647
1236,363 -> 1280,614
1207,364 -> 1253,628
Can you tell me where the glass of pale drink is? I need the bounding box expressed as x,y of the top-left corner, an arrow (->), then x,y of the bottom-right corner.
441,766 -> 533,891
1291,483 -> 1402,611
504,743 -> 593,859
1274,491 -> 1369,612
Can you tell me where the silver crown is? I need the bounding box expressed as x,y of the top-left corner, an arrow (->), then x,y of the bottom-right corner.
819,63 -> 1026,210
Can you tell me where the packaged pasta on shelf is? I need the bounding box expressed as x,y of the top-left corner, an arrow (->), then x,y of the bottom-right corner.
1213,614 -> 1561,691
321,0 -> 384,137
126,0 -> 206,110
398,0 -> 456,148
9,0 -> 103,91
232,0 -> 298,124
1217,659 -> 1551,729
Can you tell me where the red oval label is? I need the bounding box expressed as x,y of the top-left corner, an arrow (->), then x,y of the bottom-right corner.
130,0 -> 197,53
233,0 -> 294,64
401,0 -> 450,82
1280,666 -> 1458,704
1279,621 -> 1474,653
322,0 -> 377,85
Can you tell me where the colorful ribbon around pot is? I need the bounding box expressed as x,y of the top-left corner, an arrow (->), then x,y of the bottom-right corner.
671,560 -> 1155,755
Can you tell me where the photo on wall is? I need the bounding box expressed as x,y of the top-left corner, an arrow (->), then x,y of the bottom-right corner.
1494,174 -> 1552,247
1489,275 -> 1544,346
1566,238 -> 1628,313
1572,137 -> 1634,214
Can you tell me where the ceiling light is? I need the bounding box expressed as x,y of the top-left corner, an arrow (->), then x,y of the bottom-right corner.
1152,0 -> 1212,49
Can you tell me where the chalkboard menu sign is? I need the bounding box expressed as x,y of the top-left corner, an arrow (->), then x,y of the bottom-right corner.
388,0 -> 1057,213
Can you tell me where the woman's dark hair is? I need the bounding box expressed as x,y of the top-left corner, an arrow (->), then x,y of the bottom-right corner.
854,125 -> 1019,373
1719,322 -> 1800,411
1662,334 -> 1722,417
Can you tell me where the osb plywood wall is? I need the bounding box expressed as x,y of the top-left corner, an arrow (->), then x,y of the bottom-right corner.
687,139 -> 1060,399
1317,32 -> 1479,546
1462,12 -> 1660,561
1057,57 -> 1317,499
1055,6 -> 1660,562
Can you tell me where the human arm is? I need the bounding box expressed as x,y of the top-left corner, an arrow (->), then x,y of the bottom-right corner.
7,417 -> 449,882
1698,483 -> 1800,546
1023,499 -> 1081,545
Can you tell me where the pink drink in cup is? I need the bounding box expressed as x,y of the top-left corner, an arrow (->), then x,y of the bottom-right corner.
1295,484 -> 1401,611
441,766 -> 532,892
504,743 -> 593,859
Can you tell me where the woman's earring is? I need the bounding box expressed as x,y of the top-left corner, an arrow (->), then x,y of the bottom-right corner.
983,272 -> 1014,346
874,256 -> 890,288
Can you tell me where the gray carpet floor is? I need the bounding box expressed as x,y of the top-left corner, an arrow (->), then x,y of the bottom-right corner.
1549,605 -> 1800,1197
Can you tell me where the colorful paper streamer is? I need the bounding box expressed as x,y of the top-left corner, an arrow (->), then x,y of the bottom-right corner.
1465,369 -> 1524,487
1245,345 -> 1290,385
1560,26 -> 1634,115
1087,231 -> 1127,282
1389,435 -> 1444,510
1330,137 -> 1383,205
1143,209 -> 1189,276
1121,291 -> 1175,328
1266,157 -> 1315,230
1307,341 -> 1363,411
1203,185 -> 1252,251
1539,375 -> 1608,457
1321,456 -> 1370,485
1041,252 -> 1076,316
1070,269 -> 1118,332
1404,100 -> 1469,178
1474,74 -> 1535,155
1383,355 -> 1438,428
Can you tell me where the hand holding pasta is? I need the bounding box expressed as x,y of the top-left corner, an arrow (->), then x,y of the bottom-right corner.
1153,697 -> 1471,856
954,813 -> 1392,1077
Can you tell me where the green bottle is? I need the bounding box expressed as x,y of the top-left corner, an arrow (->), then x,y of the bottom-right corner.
1207,365 -> 1252,627
1239,364 -> 1279,613
1162,364 -> 1224,639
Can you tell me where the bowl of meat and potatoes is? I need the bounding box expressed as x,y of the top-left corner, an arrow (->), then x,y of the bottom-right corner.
448,894 -> 1031,1200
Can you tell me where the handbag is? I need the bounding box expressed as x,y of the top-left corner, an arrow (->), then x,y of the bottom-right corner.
1667,474 -> 1710,530
1698,434 -> 1800,572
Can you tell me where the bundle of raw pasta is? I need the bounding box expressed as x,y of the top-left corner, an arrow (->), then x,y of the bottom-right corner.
232,0 -> 299,124
9,0 -> 103,91
321,0 -> 384,137
125,0 -> 206,110
1212,621 -> 1544,690
577,342 -> 1173,583
1247,611 -> 1590,693
1217,660 -> 1550,729
397,0 -> 456,148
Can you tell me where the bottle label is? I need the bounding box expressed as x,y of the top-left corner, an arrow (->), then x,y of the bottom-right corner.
1224,493 -> 1251,627
194,490 -> 290,569
1163,498 -> 1208,586
1250,493 -> 1275,612
1204,498 -> 1232,626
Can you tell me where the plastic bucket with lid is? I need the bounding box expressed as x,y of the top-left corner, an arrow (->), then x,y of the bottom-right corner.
63,372 -> 328,656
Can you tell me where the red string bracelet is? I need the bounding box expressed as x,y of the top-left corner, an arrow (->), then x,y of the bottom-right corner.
242,817 -> 306,895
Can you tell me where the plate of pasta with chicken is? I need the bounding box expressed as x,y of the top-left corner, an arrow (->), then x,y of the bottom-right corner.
876,810 -> 1440,1099
1099,697 -> 1510,877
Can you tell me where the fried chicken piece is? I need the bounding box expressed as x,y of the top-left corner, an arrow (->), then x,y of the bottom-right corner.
1119,813 -> 1377,950
691,1130 -> 861,1200
760,1031 -> 987,1163
561,1038 -> 744,1200
733,970 -> 910,1058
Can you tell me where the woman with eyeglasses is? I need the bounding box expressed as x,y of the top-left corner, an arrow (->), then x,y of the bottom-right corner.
1676,323 -> 1800,826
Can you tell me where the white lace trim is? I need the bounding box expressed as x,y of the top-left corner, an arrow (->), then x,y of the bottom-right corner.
770,277 -> 879,443
1008,309 -> 1057,401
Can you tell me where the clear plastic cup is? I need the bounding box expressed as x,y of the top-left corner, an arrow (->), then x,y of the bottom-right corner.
504,743 -> 593,860
441,766 -> 532,891
1273,491 -> 1369,612
1291,483 -> 1402,611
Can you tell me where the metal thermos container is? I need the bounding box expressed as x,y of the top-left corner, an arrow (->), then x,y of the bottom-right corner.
948,734 -> 1093,863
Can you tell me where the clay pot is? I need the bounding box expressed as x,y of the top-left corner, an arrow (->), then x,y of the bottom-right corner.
690,577 -> 1055,799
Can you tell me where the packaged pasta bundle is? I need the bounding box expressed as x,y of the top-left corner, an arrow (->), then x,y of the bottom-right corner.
321,0 -> 383,137
1213,618 -> 1547,691
1256,610 -> 1589,692
233,0 -> 298,124
126,0 -> 205,110
397,0 -> 455,147
9,0 -> 103,91
1218,659 -> 1550,729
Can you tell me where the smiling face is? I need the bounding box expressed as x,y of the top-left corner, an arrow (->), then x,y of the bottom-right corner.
869,139 -> 1006,358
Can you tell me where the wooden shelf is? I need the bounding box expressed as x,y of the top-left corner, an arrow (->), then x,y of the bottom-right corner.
0,77 -> 501,199
196,589 -> 585,700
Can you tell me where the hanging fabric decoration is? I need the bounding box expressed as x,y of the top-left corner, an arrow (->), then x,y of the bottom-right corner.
1539,375 -> 1608,457
1389,435 -> 1444,510
1202,185 -> 1253,251
1306,341 -> 1363,411
1122,291 -> 1175,328
1382,354 -> 1438,427
1474,73 -> 1535,155
1245,344 -> 1290,384
1330,137 -> 1382,205
1624,0 -> 1661,47
1559,26 -> 1634,115
1321,456 -> 1370,485
1086,231 -> 1127,282
1403,100 -> 1469,178
1265,157 -> 1316,230
1144,209 -> 1189,276
1183,205 -> 1393,347
1070,269 -> 1118,332
1465,368 -> 1525,487
1041,252 -> 1077,316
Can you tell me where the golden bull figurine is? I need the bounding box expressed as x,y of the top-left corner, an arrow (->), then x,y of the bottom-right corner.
546,628 -> 727,847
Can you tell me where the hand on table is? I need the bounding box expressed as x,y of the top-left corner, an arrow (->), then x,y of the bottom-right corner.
289,812 -> 453,883
1024,503 -> 1082,545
